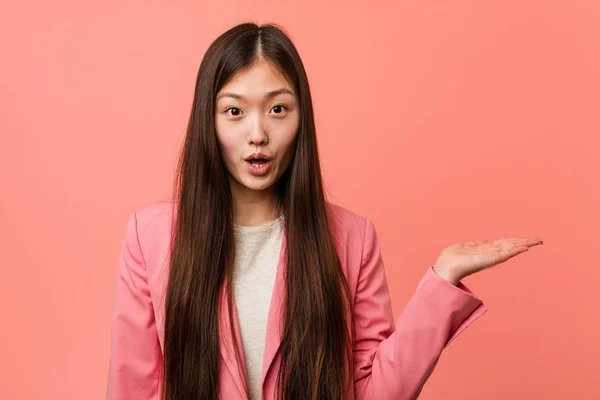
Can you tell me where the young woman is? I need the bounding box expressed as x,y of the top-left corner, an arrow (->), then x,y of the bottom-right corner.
106,23 -> 543,400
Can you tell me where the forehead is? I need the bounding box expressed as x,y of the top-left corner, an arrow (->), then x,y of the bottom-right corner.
218,61 -> 294,97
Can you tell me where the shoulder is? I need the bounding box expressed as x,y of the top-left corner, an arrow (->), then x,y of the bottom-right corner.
133,200 -> 176,231
129,200 -> 373,241
325,201 -> 375,244
127,199 -> 375,249
324,203 -> 382,292
127,200 -> 176,262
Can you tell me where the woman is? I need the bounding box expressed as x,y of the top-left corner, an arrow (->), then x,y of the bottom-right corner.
106,22 -> 543,400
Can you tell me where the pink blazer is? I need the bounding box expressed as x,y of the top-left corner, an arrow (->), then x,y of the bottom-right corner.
107,201 -> 487,400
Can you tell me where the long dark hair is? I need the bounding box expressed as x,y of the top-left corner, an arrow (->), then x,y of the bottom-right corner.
162,22 -> 353,400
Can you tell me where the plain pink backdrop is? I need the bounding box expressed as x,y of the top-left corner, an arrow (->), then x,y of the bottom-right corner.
1,1 -> 598,399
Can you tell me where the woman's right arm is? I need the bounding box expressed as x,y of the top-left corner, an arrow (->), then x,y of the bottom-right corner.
107,212 -> 162,400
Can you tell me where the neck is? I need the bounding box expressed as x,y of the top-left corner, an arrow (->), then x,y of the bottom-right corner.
230,184 -> 281,227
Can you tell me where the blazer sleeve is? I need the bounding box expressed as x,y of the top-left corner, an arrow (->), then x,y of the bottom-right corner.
352,218 -> 487,400
106,212 -> 162,400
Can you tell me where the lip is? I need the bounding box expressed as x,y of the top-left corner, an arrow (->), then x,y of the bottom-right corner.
244,152 -> 272,161
246,159 -> 271,176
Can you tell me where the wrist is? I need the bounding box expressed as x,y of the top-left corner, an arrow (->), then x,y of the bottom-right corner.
433,264 -> 460,286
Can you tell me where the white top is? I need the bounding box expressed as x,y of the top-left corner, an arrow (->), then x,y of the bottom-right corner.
232,214 -> 284,400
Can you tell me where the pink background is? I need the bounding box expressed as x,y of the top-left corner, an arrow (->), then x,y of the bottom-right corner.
2,1 -> 599,399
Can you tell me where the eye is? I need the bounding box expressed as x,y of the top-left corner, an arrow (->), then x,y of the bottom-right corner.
226,107 -> 242,117
271,105 -> 288,115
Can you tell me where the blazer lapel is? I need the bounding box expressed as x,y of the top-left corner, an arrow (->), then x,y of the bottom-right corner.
261,231 -> 287,391
219,280 -> 249,398
218,227 -> 288,397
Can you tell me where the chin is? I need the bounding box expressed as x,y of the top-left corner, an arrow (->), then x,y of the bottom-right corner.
243,180 -> 274,192
235,174 -> 276,192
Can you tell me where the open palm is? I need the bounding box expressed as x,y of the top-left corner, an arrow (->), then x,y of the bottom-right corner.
433,237 -> 544,284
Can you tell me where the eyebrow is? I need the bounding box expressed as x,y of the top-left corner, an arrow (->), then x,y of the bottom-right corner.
216,88 -> 295,102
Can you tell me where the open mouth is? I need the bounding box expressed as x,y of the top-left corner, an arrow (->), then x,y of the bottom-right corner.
244,152 -> 272,176
245,157 -> 271,176
247,158 -> 269,167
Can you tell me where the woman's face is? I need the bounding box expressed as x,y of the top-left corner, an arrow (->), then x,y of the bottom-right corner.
215,61 -> 300,198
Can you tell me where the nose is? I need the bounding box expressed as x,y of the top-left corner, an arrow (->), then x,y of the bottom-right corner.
248,113 -> 268,146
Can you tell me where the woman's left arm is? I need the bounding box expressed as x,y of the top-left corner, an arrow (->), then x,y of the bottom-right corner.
352,218 -> 543,400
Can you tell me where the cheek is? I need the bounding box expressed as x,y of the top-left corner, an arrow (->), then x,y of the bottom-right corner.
282,135 -> 297,156
217,138 -> 235,160
277,131 -> 298,166
215,124 -> 241,162
273,116 -> 299,152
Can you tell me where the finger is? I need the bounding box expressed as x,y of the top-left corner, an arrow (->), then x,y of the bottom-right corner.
493,238 -> 543,248
464,239 -> 489,248
499,242 -> 536,255
516,238 -> 544,247
494,245 -> 529,264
